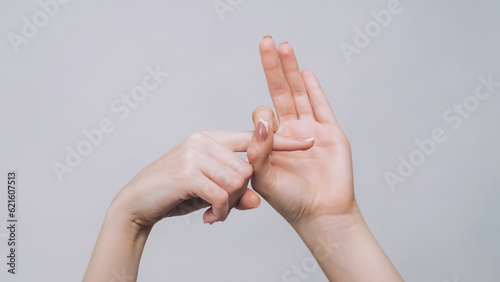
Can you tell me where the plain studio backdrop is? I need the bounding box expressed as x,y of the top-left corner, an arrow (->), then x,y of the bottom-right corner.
1,0 -> 499,281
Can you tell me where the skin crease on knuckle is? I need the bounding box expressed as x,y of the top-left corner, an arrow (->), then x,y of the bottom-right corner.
232,156 -> 254,178
229,174 -> 246,191
246,146 -> 259,165
170,148 -> 200,183
198,130 -> 211,137
226,160 -> 244,179
185,131 -> 207,146
181,147 -> 201,166
241,162 -> 253,179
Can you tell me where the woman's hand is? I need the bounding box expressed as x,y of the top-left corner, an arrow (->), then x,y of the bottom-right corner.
248,37 -> 355,227
247,37 -> 402,282
84,130 -> 313,281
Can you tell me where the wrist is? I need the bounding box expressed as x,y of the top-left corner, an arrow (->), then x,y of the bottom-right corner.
293,199 -> 363,232
106,196 -> 153,241
291,204 -> 403,281
84,194 -> 151,282
291,202 -> 369,251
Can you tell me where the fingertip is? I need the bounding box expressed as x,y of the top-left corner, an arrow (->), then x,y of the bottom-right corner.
295,138 -> 315,151
258,118 -> 269,132
277,41 -> 293,56
203,208 -> 217,224
235,189 -> 261,210
203,208 -> 229,224
252,105 -> 274,119
304,138 -> 315,150
301,69 -> 321,89
301,68 -> 312,74
254,194 -> 262,208
260,36 -> 276,53
272,135 -> 315,151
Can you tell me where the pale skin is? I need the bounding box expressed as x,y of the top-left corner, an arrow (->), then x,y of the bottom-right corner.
84,37 -> 402,282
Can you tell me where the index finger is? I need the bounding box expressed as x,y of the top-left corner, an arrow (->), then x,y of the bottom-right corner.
201,130 -> 313,152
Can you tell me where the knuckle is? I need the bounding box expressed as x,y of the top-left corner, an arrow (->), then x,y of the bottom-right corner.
230,174 -> 246,188
199,130 -> 211,137
177,166 -> 196,180
246,146 -> 259,163
202,183 -> 217,197
227,160 -> 253,179
215,170 -> 230,186
226,159 -> 239,172
215,190 -> 229,205
241,163 -> 253,178
182,147 -> 199,162
186,132 -> 206,144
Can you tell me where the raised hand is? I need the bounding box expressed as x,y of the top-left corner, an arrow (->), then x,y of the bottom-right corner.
247,37 -> 402,282
248,37 -> 355,226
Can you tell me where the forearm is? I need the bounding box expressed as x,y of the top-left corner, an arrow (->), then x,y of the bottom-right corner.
293,204 -> 402,282
84,203 -> 151,282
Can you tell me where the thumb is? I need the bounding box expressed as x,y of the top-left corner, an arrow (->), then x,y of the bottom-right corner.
234,188 -> 261,210
247,106 -> 276,192
248,118 -> 273,172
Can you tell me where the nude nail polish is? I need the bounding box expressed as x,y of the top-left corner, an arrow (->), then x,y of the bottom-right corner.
257,118 -> 269,142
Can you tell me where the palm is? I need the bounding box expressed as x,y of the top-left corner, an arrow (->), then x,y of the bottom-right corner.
251,38 -> 355,224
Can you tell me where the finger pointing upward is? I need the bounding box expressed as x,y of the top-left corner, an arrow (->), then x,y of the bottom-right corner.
260,36 -> 297,122
277,42 -> 315,120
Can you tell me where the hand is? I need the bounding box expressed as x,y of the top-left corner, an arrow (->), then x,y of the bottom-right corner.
85,130 -> 313,281
248,37 -> 355,227
111,130 -> 313,228
248,37 -> 402,282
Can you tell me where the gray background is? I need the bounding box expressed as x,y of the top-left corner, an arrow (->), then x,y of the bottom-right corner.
1,0 -> 499,281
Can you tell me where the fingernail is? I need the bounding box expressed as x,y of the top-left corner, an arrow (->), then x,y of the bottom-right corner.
262,35 -> 272,39
256,118 -> 269,142
280,41 -> 289,45
305,137 -> 315,142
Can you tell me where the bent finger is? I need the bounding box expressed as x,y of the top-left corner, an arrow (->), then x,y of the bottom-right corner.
191,176 -> 229,224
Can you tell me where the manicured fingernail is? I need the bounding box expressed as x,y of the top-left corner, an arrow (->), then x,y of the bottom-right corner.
263,35 -> 272,39
258,118 -> 269,131
306,137 -> 315,142
256,118 -> 269,142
